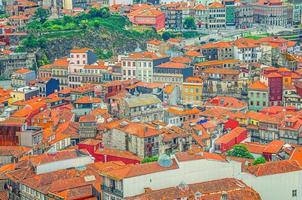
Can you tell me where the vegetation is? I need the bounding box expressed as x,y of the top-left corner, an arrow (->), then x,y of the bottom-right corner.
162,31 -> 171,41
183,17 -> 196,30
17,7 -> 160,64
227,144 -> 254,159
32,8 -> 50,23
253,156 -> 266,165
142,156 -> 159,163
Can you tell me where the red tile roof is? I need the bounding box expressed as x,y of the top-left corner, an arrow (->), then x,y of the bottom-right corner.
215,127 -> 247,145
247,160 -> 301,177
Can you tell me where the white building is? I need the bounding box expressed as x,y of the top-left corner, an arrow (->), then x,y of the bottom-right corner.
120,52 -> 169,82
233,38 -> 262,63
101,149 -> 302,200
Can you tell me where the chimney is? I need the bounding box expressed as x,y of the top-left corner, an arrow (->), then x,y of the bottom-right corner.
144,126 -> 148,133
144,188 -> 152,193
221,191 -> 227,200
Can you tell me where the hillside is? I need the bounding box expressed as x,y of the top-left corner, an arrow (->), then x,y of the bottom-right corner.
17,8 -> 160,66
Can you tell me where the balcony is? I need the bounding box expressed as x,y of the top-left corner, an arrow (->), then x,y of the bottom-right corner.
101,185 -> 123,198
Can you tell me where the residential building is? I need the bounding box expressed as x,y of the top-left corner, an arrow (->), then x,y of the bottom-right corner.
215,127 -> 248,153
10,86 -> 40,103
68,48 -> 98,88
233,38 -> 261,63
261,70 -> 283,106
73,96 -> 105,120
235,3 -> 254,28
36,78 -> 60,97
51,57 -> 69,90
118,94 -> 163,122
200,41 -> 234,61
201,68 -> 241,99
128,7 -> 165,31
79,114 -> 97,139
248,80 -> 269,111
207,2 -> 226,29
11,68 -> 36,88
153,62 -> 193,84
103,120 -> 162,158
223,0 -> 236,27
182,77 -> 203,105
194,59 -> 240,75
121,52 -> 169,82
205,96 -> 248,112
253,0 -> 293,27
0,52 -> 36,78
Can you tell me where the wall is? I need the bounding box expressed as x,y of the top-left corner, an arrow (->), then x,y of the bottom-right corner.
123,159 -> 241,197
36,155 -> 94,174
239,171 -> 302,200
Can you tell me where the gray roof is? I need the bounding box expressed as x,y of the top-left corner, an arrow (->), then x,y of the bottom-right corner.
125,94 -> 161,108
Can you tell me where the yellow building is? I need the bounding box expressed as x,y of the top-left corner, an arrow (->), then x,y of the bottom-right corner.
182,77 -> 203,105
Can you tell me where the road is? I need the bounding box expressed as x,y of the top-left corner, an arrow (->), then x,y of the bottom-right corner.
183,26 -> 298,46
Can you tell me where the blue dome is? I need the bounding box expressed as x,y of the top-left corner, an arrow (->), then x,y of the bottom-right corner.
157,154 -> 173,167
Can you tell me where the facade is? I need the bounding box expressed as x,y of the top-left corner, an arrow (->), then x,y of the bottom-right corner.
235,3 -> 254,28
51,58 -> 69,90
119,94 -> 163,122
128,8 -> 165,31
207,2 -> 226,29
153,62 -> 193,84
11,68 -> 36,88
121,52 -> 169,82
36,78 -> 60,97
68,48 -> 98,88
233,38 -> 262,63
262,72 -> 283,106
182,77 -> 203,105
103,120 -> 162,158
248,80 -> 269,111
253,1 -> 292,27
215,127 -> 248,152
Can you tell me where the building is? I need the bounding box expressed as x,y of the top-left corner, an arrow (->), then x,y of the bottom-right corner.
194,59 -> 240,75
207,2 -> 226,29
119,94 -> 163,122
100,150 -> 242,199
36,78 -> 60,97
103,120 -> 162,158
153,62 -> 193,84
121,52 -> 169,82
182,77 -> 203,105
10,86 -> 40,103
51,58 -> 69,90
68,48 -> 98,88
215,127 -> 248,153
79,114 -> 97,139
248,80 -> 269,111
261,71 -> 283,106
200,42 -> 234,61
0,52 -> 36,78
201,68 -> 241,99
128,7 -> 165,31
235,3 -> 254,28
233,38 -> 261,63
253,0 -> 293,27
11,68 -> 36,88
205,96 -> 248,112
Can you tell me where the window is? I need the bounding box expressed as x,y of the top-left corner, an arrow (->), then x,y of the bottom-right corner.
250,101 -> 254,106
292,189 -> 297,197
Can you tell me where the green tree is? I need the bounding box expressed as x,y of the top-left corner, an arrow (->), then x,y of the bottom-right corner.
162,31 -> 171,41
183,16 -> 196,30
227,144 -> 254,159
33,8 -> 49,23
253,156 -> 266,165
